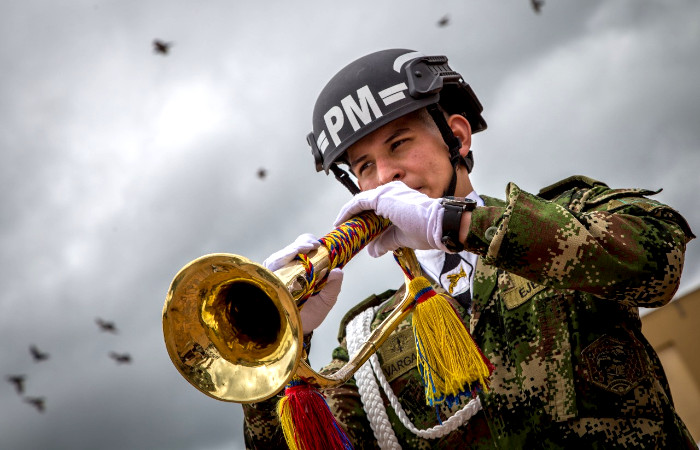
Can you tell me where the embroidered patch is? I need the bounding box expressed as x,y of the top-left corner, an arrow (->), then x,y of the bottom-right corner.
378,327 -> 417,382
500,273 -> 545,310
582,335 -> 646,395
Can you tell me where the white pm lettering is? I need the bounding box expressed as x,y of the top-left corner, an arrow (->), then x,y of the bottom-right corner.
324,85 -> 383,147
323,105 -> 345,147
340,85 -> 382,133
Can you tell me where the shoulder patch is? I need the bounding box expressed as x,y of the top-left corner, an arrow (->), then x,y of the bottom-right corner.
581,334 -> 647,395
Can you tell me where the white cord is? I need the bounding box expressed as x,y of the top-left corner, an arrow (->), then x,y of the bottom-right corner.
347,305 -> 482,447
347,307 -> 401,449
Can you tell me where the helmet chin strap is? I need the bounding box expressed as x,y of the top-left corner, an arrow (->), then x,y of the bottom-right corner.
426,104 -> 471,197
330,164 -> 361,195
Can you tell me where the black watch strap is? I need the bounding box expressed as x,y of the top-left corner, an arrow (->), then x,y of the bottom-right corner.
440,196 -> 477,252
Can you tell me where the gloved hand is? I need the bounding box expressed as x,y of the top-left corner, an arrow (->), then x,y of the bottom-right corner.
263,233 -> 321,271
262,233 -> 343,335
333,181 -> 447,257
299,268 -> 343,334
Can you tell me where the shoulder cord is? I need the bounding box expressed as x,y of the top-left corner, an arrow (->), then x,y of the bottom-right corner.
346,306 -> 482,449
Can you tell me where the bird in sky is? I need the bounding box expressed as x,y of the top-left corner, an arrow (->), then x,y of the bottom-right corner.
257,168 -> 267,179
153,39 -> 173,55
95,318 -> 118,333
25,397 -> 45,413
29,345 -> 49,362
437,14 -> 450,27
109,352 -> 132,364
531,0 -> 544,13
5,375 -> 26,394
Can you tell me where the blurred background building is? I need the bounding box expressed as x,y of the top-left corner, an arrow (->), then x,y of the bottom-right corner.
642,286 -> 700,440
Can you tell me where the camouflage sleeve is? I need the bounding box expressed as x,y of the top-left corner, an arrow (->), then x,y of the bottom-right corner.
242,394 -> 286,449
465,182 -> 694,307
241,333 -> 315,449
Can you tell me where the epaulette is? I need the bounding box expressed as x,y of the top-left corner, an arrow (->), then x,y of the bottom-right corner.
336,289 -> 396,344
538,175 -> 608,200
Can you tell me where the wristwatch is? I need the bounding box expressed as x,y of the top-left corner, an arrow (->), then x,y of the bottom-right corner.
440,196 -> 477,252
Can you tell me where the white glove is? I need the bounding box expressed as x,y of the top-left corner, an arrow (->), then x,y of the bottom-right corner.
333,181 -> 447,257
262,233 -> 321,272
262,233 -> 343,335
299,268 -> 343,334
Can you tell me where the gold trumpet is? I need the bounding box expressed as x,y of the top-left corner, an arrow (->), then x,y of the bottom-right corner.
162,212 -> 422,403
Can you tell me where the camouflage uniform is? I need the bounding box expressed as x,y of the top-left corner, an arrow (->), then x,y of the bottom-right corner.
243,176 -> 696,449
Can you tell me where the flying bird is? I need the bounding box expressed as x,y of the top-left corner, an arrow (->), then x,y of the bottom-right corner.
153,39 -> 173,55
95,318 -> 118,334
257,168 -> 267,179
531,0 -> 544,13
24,397 -> 45,413
109,352 -> 132,364
5,375 -> 26,394
437,14 -> 450,27
29,345 -> 49,362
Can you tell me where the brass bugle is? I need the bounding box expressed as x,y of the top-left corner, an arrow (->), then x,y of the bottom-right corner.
162,212 -> 422,403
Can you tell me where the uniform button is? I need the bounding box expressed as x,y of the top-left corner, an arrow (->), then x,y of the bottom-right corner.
485,226 -> 498,242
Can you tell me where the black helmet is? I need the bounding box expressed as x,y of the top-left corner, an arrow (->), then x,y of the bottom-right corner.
307,49 -> 487,178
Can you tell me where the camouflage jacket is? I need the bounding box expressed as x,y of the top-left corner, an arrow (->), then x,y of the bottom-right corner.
243,176 -> 696,449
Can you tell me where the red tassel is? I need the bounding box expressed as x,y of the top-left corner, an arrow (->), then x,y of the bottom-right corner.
277,379 -> 353,450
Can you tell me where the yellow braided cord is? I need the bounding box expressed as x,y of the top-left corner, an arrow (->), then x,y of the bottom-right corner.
294,253 -> 323,307
320,212 -> 390,270
408,276 -> 492,406
295,212 -> 389,305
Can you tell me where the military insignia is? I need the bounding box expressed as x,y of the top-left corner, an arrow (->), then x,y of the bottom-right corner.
446,267 -> 467,294
582,335 -> 646,395
378,327 -> 417,382
500,273 -> 545,310
437,253 -> 473,311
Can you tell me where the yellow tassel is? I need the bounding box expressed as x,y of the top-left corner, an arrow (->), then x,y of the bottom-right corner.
409,276 -> 493,406
278,395 -> 300,450
277,379 -> 353,450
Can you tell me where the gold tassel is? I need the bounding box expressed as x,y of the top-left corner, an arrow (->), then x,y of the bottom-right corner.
277,379 -> 353,450
408,276 -> 493,406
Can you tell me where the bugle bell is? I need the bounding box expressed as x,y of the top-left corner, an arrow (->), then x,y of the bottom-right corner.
162,212 -> 422,403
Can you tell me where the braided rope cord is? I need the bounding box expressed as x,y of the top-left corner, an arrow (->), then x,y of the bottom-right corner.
296,212 -> 390,304
348,306 -> 483,447
347,306 -> 401,450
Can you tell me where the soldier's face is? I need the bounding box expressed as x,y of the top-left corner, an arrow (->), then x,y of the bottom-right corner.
345,111 -> 456,199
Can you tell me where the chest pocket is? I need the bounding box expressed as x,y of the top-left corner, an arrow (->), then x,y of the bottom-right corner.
499,272 -> 546,310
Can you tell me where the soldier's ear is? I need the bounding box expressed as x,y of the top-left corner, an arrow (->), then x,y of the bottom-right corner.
448,114 -> 472,157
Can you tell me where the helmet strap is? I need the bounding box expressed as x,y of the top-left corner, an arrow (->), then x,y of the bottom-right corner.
426,104 -> 467,197
330,164 -> 361,195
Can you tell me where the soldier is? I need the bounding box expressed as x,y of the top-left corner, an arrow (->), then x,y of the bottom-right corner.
243,49 -> 696,448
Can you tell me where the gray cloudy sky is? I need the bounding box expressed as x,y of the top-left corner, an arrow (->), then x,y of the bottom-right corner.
1,1 -> 699,449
